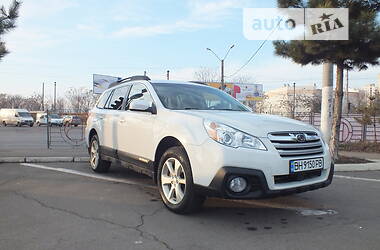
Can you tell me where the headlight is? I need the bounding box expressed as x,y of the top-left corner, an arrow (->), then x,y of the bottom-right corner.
203,120 -> 267,150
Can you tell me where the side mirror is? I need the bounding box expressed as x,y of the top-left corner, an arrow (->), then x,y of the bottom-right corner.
15,114 -> 19,117
129,99 -> 156,114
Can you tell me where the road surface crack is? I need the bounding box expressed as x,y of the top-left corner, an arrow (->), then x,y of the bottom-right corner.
0,176 -> 24,187
136,208 -> 173,250
13,191 -> 172,250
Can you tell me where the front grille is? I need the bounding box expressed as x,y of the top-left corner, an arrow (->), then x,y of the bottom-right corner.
274,169 -> 322,184
268,131 -> 324,158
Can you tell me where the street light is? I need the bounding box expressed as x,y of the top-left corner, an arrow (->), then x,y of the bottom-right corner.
206,44 -> 235,90
41,82 -> 57,111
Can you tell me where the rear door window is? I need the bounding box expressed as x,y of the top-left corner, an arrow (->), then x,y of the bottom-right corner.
106,86 -> 130,110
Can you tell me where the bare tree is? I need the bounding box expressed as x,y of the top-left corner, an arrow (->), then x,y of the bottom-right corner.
194,67 -> 219,83
232,75 -> 254,84
66,87 -> 97,113
277,93 -> 322,117
6,94 -> 23,108
22,93 -> 42,111
55,97 -> 66,111
256,94 -> 269,113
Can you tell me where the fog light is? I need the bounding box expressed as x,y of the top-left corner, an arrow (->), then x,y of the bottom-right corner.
228,177 -> 247,193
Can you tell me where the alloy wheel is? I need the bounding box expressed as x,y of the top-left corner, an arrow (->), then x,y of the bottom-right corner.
161,157 -> 186,205
90,139 -> 99,169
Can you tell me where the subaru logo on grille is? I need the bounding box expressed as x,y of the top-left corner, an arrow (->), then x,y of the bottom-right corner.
296,134 -> 307,142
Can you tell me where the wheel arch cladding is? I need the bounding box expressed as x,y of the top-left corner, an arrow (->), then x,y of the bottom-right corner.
153,136 -> 188,183
89,129 -> 98,145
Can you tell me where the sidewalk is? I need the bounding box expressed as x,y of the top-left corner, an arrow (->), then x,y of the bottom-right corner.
0,146 -> 89,163
335,161 -> 380,172
339,151 -> 380,160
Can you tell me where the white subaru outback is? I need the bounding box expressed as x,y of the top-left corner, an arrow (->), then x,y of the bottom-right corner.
86,76 -> 334,214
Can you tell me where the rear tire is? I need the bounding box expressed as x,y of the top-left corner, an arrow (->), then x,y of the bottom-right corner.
89,134 -> 111,173
157,146 -> 205,214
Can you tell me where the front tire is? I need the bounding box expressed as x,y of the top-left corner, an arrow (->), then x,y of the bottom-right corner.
157,146 -> 205,214
89,134 -> 111,173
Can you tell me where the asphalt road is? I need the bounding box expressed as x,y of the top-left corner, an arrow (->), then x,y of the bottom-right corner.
1,161 -> 379,250
0,126 -> 87,157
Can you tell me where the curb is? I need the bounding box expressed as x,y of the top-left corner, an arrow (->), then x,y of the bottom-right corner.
335,161 -> 380,172
0,156 -> 89,163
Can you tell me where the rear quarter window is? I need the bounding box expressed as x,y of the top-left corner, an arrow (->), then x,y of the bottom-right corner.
96,91 -> 112,109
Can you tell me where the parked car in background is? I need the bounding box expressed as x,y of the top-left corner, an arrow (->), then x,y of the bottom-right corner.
86,76 -> 334,214
0,109 -> 34,127
63,115 -> 82,127
36,113 -> 63,126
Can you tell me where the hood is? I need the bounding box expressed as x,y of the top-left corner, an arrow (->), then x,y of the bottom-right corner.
174,110 -> 318,138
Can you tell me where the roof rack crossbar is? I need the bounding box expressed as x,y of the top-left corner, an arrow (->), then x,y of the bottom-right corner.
109,75 -> 151,88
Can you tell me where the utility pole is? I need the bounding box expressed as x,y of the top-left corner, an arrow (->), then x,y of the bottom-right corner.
53,82 -> 57,111
320,63 -> 334,143
221,60 -> 224,89
166,70 -> 170,80
346,69 -> 349,114
42,82 -> 45,111
206,44 -> 235,91
292,82 -> 296,119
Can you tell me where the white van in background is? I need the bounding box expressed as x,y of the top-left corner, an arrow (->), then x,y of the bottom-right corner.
0,109 -> 34,127
35,113 -> 63,126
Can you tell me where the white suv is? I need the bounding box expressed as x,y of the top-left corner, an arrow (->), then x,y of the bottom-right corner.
86,76 -> 333,214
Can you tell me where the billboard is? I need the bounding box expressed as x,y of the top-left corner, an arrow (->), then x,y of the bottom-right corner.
206,82 -> 263,102
234,84 -> 263,101
207,82 -> 235,95
93,74 -> 122,94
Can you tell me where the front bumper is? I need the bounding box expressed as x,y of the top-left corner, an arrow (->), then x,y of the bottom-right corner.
186,137 -> 332,190
21,120 -> 34,125
195,164 -> 334,199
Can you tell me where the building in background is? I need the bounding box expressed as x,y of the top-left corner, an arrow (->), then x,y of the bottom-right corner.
259,84 -> 321,116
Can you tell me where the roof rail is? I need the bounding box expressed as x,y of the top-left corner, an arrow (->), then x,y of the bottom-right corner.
108,75 -> 151,88
188,81 -> 207,85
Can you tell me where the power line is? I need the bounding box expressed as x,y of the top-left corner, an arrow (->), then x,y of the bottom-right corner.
226,17 -> 284,78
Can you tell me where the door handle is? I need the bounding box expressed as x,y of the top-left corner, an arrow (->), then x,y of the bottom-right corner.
119,119 -> 126,123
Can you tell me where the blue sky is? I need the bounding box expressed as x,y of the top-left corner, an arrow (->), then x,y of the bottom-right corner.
0,0 -> 379,98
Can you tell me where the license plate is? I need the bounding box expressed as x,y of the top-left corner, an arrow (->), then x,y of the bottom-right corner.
290,158 -> 324,173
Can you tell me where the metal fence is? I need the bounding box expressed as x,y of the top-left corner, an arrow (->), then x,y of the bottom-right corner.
288,112 -> 379,143
45,110 -> 87,148
41,109 -> 378,147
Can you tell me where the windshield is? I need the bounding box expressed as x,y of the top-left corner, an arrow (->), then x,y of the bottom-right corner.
152,83 -> 250,111
18,112 -> 32,118
49,114 -> 60,118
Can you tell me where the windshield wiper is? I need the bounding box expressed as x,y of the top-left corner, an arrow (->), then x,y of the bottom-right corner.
183,107 -> 200,110
213,108 -> 236,111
